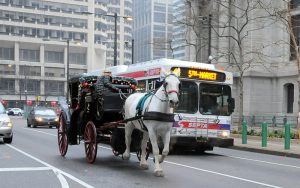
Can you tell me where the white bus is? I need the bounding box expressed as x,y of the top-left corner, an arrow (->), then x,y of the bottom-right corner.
111,58 -> 235,152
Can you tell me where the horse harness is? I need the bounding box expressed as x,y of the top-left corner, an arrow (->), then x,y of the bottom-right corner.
133,74 -> 179,131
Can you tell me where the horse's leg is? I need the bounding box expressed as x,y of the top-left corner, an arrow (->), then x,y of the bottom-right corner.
159,129 -> 171,163
123,122 -> 134,160
140,132 -> 149,170
148,127 -> 164,177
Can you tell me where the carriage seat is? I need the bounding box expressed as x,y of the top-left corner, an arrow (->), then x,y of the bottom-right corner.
102,92 -> 127,113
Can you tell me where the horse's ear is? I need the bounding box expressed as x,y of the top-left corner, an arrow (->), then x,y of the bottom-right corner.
160,68 -> 170,81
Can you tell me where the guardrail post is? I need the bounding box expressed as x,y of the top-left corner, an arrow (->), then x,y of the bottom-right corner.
284,122 -> 290,150
261,122 -> 267,147
242,120 -> 247,144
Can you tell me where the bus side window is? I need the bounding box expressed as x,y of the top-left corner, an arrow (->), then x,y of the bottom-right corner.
155,79 -> 163,89
137,80 -> 146,92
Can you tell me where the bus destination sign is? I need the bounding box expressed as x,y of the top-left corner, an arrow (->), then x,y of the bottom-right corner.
171,67 -> 226,82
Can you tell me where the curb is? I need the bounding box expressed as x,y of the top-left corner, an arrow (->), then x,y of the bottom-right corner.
229,145 -> 300,159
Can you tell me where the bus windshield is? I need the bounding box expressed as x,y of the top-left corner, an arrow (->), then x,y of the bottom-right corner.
199,83 -> 232,116
175,81 -> 198,114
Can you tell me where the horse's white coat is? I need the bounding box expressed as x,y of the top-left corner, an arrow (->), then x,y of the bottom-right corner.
122,71 -> 181,177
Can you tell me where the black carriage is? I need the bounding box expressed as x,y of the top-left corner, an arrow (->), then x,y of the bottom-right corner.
57,73 -> 145,163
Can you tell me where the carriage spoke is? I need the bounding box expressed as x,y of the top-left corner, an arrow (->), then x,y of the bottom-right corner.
57,114 -> 68,157
84,121 -> 97,163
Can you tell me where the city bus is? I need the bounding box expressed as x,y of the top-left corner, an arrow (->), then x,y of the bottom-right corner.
109,58 -> 235,152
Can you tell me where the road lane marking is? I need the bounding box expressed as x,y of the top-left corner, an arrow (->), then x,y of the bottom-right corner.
0,167 -> 52,172
163,160 -> 282,188
23,128 -> 287,187
228,155 -> 300,169
24,128 -> 57,137
98,145 -> 281,188
7,144 -> 94,188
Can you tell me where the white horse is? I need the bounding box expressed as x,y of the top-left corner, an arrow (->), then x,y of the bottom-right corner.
122,69 -> 181,177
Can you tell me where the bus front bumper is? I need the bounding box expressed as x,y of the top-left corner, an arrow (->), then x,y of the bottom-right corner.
170,136 -> 234,148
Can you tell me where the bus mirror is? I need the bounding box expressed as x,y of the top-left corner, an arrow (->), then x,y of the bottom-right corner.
228,98 -> 235,113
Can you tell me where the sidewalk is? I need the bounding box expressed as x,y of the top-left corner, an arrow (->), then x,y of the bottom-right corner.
230,134 -> 300,158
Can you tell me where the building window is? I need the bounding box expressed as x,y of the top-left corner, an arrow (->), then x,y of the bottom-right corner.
20,49 -> 40,62
69,53 -> 86,65
290,0 -> 300,9
45,51 -> 64,63
69,68 -> 86,77
44,81 -> 65,96
0,64 -> 15,75
0,79 -> 15,94
44,67 -> 65,78
20,79 -> 40,95
0,47 -> 14,60
284,83 -> 294,113
19,66 -> 41,76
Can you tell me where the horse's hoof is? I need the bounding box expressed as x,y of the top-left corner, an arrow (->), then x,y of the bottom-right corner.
122,153 -> 130,160
140,163 -> 149,170
154,170 -> 164,177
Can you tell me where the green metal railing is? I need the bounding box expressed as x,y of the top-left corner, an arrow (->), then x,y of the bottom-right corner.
241,120 -> 293,150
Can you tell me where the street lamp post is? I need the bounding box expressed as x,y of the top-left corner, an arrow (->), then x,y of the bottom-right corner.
97,13 -> 132,66
125,39 -> 135,64
114,13 -> 118,66
66,39 -> 70,103
43,38 -> 71,103
208,14 -> 212,64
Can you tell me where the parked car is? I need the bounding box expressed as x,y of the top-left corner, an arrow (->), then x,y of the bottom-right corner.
27,107 -> 59,128
8,108 -> 23,116
6,108 -> 12,114
0,103 -> 13,143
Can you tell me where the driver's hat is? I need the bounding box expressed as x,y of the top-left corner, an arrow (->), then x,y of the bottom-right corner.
103,69 -> 111,74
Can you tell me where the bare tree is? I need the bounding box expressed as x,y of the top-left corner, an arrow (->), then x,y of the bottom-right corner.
210,0 -> 277,129
259,0 -> 300,138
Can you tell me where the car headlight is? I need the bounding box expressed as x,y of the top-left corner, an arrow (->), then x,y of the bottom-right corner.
55,117 -> 59,122
3,120 -> 13,128
35,117 -> 43,122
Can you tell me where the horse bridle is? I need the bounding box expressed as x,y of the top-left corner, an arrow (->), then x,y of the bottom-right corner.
162,73 -> 181,99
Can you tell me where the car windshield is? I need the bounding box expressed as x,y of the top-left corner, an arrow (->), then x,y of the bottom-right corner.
35,109 -> 56,116
0,104 -> 5,114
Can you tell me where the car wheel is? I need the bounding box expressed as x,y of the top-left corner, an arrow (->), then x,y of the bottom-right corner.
49,126 -> 53,128
3,136 -> 13,144
32,123 -> 37,128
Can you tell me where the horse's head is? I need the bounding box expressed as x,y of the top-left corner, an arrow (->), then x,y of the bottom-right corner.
162,70 -> 181,108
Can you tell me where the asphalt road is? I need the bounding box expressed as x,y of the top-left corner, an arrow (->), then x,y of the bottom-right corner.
1,117 -> 300,188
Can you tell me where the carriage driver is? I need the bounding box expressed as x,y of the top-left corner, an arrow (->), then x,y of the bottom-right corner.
95,70 -> 121,96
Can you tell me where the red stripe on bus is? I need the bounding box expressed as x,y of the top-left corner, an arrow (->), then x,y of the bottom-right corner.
118,71 -> 146,78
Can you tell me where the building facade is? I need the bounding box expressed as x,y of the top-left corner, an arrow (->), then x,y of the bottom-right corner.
132,0 -> 173,63
174,0 -> 298,118
104,0 -> 133,66
0,0 -> 119,108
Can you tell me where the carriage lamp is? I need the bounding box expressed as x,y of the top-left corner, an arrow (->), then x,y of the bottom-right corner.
35,117 -> 43,122
83,82 -> 89,87
130,84 -> 136,89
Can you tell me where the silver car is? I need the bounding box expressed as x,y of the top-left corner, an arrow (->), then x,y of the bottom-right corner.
0,103 -> 13,143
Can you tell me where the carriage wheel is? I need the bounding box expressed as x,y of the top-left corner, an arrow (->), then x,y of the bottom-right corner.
84,121 -> 98,163
58,114 -> 68,156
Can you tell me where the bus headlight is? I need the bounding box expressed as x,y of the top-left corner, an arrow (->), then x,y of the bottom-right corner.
221,131 -> 229,137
